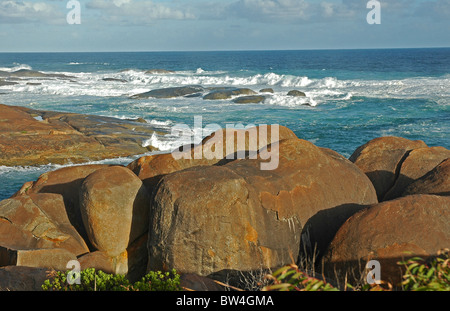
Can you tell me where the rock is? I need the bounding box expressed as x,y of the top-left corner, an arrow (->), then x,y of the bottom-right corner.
287,90 -> 306,97
126,117 -> 147,124
0,80 -> 18,87
127,125 -> 298,192
0,193 -> 90,257
13,164 -> 113,248
203,88 -> 257,100
79,166 -> 151,257
0,248 -> 76,271
233,95 -> 266,104
0,104 -> 166,166
383,147 -> 450,200
131,86 -> 204,99
323,194 -> 450,286
102,78 -> 128,83
260,88 -> 274,93
349,136 -> 428,201
147,138 -> 377,278
403,158 -> 450,196
8,69 -> 75,79
78,233 -> 148,282
0,266 -> 52,291
145,69 -> 175,74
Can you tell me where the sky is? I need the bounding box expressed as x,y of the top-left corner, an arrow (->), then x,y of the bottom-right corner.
0,0 -> 449,52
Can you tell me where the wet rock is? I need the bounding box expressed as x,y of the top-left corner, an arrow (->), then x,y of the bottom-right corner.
131,86 -> 204,99
287,90 -> 306,97
233,95 -> 266,104
203,88 -> 257,100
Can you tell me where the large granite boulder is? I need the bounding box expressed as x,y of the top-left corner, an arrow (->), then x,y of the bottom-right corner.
79,166 -> 151,257
383,147 -> 450,200
323,194 -> 450,286
349,136 -> 428,200
403,158 -> 450,196
13,164 -> 112,248
147,138 -> 378,278
128,125 -> 297,193
0,193 -> 89,258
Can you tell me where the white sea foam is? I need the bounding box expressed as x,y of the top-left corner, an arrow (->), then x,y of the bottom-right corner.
0,63 -> 33,72
5,68 -> 450,104
264,94 -> 318,107
142,132 -> 187,152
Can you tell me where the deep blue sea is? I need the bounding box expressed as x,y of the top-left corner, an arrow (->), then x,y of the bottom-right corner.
0,49 -> 449,201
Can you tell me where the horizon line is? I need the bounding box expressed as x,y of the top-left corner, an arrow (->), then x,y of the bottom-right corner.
1,46 -> 449,54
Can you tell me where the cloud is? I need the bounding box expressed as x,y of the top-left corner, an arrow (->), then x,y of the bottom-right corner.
228,0 -> 312,23
0,0 -> 65,24
85,0 -> 196,25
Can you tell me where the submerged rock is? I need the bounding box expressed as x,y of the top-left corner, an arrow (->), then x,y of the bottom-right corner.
232,95 -> 266,104
145,69 -> 175,74
0,80 -> 18,87
102,78 -> 128,83
131,85 -> 204,99
287,90 -> 306,97
203,88 -> 257,100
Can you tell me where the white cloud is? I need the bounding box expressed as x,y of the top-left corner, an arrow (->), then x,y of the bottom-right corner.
228,0 -> 311,22
86,0 -> 196,24
0,0 -> 64,24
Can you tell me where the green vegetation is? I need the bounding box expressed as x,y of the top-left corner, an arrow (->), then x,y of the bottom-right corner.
399,249 -> 450,291
42,268 -> 181,291
41,249 -> 449,292
263,249 -> 449,292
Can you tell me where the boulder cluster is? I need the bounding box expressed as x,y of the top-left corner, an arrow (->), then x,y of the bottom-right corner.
0,125 -> 448,290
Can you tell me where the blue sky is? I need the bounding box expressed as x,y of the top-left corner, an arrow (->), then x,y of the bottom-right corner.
0,0 -> 449,52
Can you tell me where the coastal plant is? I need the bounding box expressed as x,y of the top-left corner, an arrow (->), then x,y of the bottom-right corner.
42,268 -> 181,291
262,264 -> 339,291
398,249 -> 450,291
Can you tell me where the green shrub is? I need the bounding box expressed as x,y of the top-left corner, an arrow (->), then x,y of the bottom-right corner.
262,249 -> 449,292
42,268 -> 181,291
398,249 -> 450,291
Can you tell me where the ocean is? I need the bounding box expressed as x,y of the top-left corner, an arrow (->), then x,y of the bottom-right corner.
0,49 -> 449,201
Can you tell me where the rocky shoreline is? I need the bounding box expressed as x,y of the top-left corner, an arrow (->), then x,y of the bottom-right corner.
0,104 -> 167,167
0,109 -> 448,291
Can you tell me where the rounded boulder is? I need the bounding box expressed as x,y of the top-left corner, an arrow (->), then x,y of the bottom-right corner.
79,166 -> 150,257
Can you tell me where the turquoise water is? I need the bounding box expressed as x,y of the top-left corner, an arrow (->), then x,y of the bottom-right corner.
0,49 -> 449,200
